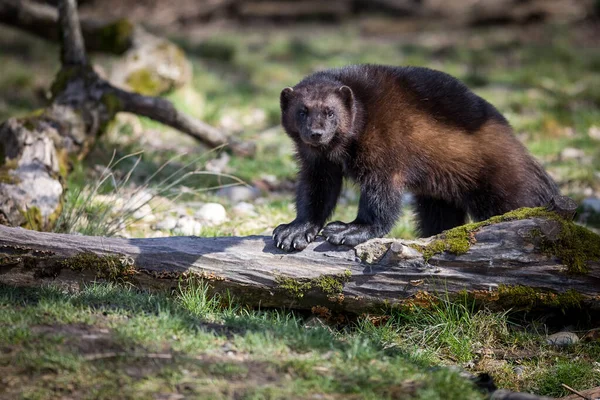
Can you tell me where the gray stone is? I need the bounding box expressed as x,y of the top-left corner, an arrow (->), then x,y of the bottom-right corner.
174,217 -> 203,236
232,202 -> 258,217
546,331 -> 579,346
194,203 -> 227,225
560,147 -> 585,160
132,204 -> 154,222
154,216 -> 177,231
217,186 -> 260,203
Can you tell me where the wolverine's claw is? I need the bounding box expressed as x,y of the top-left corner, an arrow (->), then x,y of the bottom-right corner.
293,243 -> 297,249
340,239 -> 345,245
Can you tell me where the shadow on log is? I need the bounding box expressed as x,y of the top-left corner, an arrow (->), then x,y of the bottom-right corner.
1,212 -> 599,315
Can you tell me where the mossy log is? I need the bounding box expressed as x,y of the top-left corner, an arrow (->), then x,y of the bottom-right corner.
0,0 -> 252,228
1,213 -> 598,315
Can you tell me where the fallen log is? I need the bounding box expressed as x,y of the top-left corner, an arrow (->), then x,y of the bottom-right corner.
1,212 -> 599,314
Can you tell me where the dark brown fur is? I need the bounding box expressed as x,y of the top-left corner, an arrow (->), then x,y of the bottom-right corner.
273,64 -> 559,251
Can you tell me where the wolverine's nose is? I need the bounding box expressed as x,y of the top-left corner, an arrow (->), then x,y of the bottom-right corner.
310,130 -> 325,139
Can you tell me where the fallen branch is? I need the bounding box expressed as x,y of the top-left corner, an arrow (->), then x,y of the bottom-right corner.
1,213 -> 598,315
0,0 -> 253,228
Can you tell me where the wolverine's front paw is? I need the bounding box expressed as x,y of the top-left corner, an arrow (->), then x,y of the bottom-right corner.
322,221 -> 376,247
273,221 -> 320,252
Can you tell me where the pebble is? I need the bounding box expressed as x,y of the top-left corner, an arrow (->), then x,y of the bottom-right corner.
513,366 -> 524,377
205,153 -> 230,173
154,216 -> 177,231
126,190 -> 154,211
194,203 -> 227,225
546,331 -> 579,346
232,202 -> 258,217
589,125 -> 600,141
560,147 -> 585,161
174,217 -> 203,236
217,186 -> 260,203
132,204 -> 154,222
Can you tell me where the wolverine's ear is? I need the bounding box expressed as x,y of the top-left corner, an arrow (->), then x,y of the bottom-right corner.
280,87 -> 294,110
338,85 -> 354,110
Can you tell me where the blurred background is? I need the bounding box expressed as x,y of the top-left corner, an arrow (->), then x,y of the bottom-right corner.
1,0 -> 599,238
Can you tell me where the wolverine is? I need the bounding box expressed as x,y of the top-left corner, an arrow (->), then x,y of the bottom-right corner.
273,64 -> 559,251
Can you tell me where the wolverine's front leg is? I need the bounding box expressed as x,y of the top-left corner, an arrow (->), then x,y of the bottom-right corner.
273,159 -> 343,251
323,178 -> 403,246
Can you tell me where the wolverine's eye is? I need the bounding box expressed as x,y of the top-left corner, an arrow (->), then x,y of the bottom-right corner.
298,108 -> 308,118
326,110 -> 335,119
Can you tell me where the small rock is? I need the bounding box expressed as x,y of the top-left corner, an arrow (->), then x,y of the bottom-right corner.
560,147 -> 585,161
194,203 -> 227,225
132,204 -> 154,221
205,153 -> 230,173
259,174 -> 279,189
232,202 -> 258,217
546,331 -> 579,346
513,366 -> 524,377
126,190 -> 154,211
581,197 -> 600,213
174,217 -> 203,236
217,186 -> 260,203
589,125 -> 600,141
154,216 -> 177,231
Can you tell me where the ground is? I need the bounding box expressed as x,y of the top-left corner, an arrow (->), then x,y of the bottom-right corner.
1,17 -> 600,399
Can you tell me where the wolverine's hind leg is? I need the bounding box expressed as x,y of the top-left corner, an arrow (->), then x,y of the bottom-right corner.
414,195 -> 467,237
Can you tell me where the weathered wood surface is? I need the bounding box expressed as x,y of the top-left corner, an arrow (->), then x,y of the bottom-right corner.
1,217 -> 599,314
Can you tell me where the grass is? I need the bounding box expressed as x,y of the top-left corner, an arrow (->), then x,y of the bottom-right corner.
1,282 -> 598,399
0,282 -> 489,399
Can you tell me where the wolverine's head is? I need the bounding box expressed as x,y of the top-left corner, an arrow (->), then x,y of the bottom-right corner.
280,83 -> 355,149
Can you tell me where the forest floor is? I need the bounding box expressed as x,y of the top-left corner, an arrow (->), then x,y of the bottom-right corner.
1,18 -> 600,399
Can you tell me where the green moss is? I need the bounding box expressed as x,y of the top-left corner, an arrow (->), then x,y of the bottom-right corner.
60,252 -> 136,280
497,285 -> 583,312
125,69 -> 162,96
100,93 -> 122,119
540,220 -> 600,274
21,206 -> 43,231
276,270 -> 352,299
314,271 -> 351,296
0,159 -> 19,184
94,19 -> 134,54
275,276 -> 312,298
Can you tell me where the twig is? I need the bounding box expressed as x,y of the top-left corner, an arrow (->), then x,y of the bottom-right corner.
561,384 -> 591,400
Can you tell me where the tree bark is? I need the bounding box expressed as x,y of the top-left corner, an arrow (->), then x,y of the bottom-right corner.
1,216 -> 598,314
0,0 -> 253,228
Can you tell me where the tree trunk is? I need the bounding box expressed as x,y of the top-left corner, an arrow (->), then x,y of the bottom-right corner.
1,215 -> 598,314
0,0 -> 253,229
